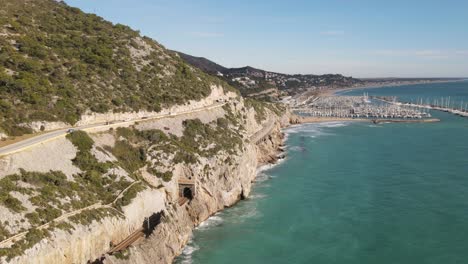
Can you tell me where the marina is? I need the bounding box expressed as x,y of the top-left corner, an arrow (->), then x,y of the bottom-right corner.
292,95 -> 431,119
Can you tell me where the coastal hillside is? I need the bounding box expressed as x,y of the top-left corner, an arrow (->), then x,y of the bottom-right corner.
175,51 -> 363,100
0,1 -> 291,263
0,0 -> 234,136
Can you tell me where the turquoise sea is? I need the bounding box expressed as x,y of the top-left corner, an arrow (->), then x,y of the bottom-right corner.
175,81 -> 468,264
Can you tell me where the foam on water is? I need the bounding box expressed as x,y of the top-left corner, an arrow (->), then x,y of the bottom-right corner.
178,240 -> 200,264
319,121 -> 350,128
249,193 -> 267,199
289,146 -> 304,152
284,121 -> 350,137
256,155 -> 287,174
196,214 -> 223,230
254,172 -> 271,182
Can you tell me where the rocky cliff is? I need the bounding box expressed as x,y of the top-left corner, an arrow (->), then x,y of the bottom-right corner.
0,1 -> 292,262
0,87 -> 290,264
116,113 -> 288,264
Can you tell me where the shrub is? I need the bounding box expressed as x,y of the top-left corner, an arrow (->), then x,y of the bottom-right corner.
0,223 -> 11,241
0,193 -> 26,213
111,141 -> 146,173
0,123 -> 33,137
114,183 -> 145,209
0,228 -> 49,260
66,130 -> 94,152
147,167 -> 173,182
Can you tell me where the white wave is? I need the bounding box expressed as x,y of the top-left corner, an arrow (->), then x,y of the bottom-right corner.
284,121 -> 350,138
276,155 -> 287,164
241,207 -> 260,220
318,121 -> 349,128
283,131 -> 291,142
196,214 -> 223,230
257,163 -> 275,173
228,204 -> 261,223
249,193 -> 267,199
284,124 -> 321,135
254,172 -> 271,182
257,155 -> 287,174
289,146 -> 303,151
178,239 -> 199,264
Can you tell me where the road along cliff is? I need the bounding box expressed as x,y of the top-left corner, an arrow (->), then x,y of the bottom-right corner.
0,87 -> 290,264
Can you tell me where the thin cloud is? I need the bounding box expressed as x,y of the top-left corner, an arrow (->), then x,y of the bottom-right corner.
373,49 -> 450,59
415,50 -> 449,59
198,16 -> 226,24
189,31 -> 224,38
320,30 -> 345,36
455,50 -> 468,55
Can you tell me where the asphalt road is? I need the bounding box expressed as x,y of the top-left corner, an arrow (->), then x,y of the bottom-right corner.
0,102 -> 226,157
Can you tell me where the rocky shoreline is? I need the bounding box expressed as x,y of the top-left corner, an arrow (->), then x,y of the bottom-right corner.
104,113 -> 292,264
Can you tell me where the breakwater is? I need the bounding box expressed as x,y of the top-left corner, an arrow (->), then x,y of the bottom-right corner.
371,118 -> 440,124
294,116 -> 440,124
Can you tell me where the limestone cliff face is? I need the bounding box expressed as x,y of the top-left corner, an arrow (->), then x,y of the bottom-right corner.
256,122 -> 286,165
0,88 -> 290,264
119,143 -> 258,264
8,189 -> 166,264
110,114 -> 289,264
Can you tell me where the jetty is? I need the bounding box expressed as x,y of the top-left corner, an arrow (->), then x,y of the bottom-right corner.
372,118 -> 440,124
294,116 -> 440,124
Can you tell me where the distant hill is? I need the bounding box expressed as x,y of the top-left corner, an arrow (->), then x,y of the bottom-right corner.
176,52 -> 227,75
174,51 -> 363,100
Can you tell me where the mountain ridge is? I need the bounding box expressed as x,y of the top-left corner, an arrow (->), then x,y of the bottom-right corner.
173,51 -> 363,99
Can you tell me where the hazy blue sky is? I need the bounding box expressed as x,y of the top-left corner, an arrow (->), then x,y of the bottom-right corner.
66,0 -> 468,78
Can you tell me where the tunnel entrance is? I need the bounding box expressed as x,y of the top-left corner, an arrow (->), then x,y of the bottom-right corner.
183,187 -> 193,200
178,178 -> 195,206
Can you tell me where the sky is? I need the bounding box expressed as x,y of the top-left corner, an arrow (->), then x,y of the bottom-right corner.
66,0 -> 468,78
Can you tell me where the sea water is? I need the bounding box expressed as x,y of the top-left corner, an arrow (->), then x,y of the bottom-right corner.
175,81 -> 468,264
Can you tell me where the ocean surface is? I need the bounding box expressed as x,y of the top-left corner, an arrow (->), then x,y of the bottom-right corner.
175,81 -> 468,264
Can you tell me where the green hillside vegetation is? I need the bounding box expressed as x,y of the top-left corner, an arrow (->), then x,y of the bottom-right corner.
111,116 -> 244,182
0,0 -> 235,136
